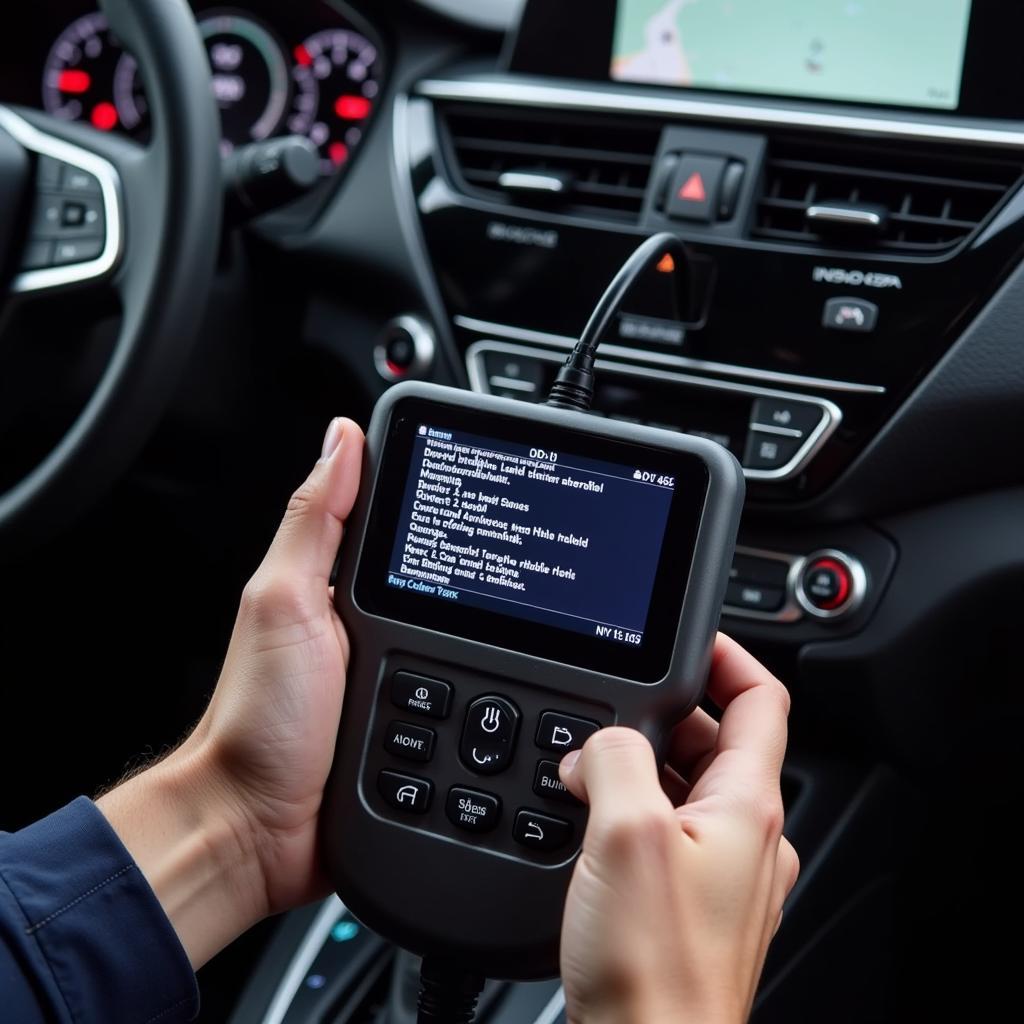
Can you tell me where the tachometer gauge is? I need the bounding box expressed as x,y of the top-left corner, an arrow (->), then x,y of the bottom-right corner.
287,29 -> 381,175
42,13 -> 126,132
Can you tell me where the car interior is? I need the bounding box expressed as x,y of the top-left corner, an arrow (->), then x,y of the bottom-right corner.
2,0 -> 1022,1021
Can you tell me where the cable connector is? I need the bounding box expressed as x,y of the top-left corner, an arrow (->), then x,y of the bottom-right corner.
547,232 -> 689,413
416,956 -> 485,1024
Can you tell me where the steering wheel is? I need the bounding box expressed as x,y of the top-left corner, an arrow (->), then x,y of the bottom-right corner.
0,0 -> 220,557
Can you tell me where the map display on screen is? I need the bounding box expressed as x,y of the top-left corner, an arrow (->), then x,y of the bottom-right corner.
612,1 -> 973,111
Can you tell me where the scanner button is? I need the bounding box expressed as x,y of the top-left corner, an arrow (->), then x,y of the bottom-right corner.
533,760 -> 582,805
446,786 -> 501,833
460,695 -> 520,775
384,721 -> 435,763
391,671 -> 452,720
513,809 -> 573,852
536,712 -> 600,753
378,770 -> 432,814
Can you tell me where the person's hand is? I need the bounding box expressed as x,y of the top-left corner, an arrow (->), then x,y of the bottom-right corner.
558,634 -> 798,1024
98,417 -> 364,968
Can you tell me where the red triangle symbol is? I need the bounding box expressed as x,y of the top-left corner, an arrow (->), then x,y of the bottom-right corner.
678,172 -> 706,202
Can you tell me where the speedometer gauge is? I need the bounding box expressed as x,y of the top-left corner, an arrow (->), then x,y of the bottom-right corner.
42,13 -> 126,132
287,29 -> 381,175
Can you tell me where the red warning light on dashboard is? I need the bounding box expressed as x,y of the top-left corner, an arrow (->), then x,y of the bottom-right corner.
293,45 -> 313,67
58,70 -> 92,94
677,172 -> 707,203
335,95 -> 372,120
656,253 -> 676,273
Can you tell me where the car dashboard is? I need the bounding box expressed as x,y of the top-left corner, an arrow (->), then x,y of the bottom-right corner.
2,1 -> 1022,1022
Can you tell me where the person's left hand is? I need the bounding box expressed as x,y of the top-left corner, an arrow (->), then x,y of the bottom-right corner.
98,417 -> 364,968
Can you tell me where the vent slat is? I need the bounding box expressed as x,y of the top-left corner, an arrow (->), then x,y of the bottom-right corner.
441,107 -> 660,221
753,137 -> 1023,254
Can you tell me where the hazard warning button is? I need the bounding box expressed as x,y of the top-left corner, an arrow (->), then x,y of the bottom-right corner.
666,155 -> 727,223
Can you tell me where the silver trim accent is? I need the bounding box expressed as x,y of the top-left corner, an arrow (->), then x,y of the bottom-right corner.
454,315 -> 888,395
723,545 -> 806,624
749,423 -> 803,439
0,106 -> 122,293
374,314 -> 437,382
532,986 -> 567,1024
418,77 -> 1024,151
806,204 -> 885,228
489,374 -> 537,392
261,895 -> 346,1024
466,340 -> 842,482
498,171 -> 568,193
794,548 -> 868,620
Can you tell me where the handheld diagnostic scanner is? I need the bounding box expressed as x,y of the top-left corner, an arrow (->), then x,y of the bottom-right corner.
321,234 -> 745,984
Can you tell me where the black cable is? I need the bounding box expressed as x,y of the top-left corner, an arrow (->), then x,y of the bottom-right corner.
416,956 -> 485,1024
546,232 -> 690,413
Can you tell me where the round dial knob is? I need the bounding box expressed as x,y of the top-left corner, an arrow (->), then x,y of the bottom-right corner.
796,550 -> 866,620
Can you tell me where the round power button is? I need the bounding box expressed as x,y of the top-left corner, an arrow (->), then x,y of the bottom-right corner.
796,550 -> 866,620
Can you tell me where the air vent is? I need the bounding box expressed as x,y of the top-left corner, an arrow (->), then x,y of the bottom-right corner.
753,137 -> 1024,254
440,105 -> 661,221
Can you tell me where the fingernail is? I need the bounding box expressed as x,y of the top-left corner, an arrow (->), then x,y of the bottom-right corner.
561,750 -> 581,773
319,418 -> 345,462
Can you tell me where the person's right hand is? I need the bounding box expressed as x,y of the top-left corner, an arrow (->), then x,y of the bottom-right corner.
558,634 -> 798,1024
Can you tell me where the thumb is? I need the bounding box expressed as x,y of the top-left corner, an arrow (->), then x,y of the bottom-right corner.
560,728 -> 674,826
257,417 -> 365,589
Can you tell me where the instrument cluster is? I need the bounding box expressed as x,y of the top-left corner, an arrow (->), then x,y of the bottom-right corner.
29,1 -> 383,177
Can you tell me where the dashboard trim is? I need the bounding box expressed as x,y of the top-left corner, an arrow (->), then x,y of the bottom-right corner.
466,339 -> 843,482
417,76 -> 1024,151
0,106 -> 122,294
456,315 -> 888,395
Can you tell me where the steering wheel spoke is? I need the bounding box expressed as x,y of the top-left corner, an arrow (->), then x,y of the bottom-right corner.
0,106 -> 137,296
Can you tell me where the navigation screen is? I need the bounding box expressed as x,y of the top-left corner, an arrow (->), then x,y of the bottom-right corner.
386,424 -> 675,647
611,1 -> 973,111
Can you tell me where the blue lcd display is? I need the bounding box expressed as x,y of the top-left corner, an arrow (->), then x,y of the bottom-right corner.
385,424 -> 676,647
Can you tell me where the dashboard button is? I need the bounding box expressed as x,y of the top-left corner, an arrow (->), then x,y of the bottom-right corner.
384,721 -> 435,763
750,399 -> 823,437
62,167 -> 102,195
666,155 -> 726,223
378,770 -> 432,814
801,559 -> 851,610
460,695 -> 520,775
533,760 -> 581,805
725,580 -> 785,613
513,809 -> 573,852
535,712 -> 600,753
730,553 -> 790,588
391,671 -> 452,720
743,432 -> 803,470
823,296 -> 878,332
446,787 -> 501,833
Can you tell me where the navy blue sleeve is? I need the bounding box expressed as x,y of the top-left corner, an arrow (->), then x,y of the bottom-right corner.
0,797 -> 199,1023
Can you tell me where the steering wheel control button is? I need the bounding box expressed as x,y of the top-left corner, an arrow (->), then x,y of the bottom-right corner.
535,712 -> 600,753
391,671 -> 452,720
21,240 -> 54,272
36,156 -> 63,190
54,238 -> 105,266
513,809 -> 573,852
742,432 -> 803,471
667,155 -> 727,223
62,167 -> 102,195
378,770 -> 432,814
750,399 -> 823,438
823,296 -> 879,333
725,580 -> 785,613
796,550 -> 868,620
384,721 -> 436,763
446,787 -> 501,833
460,696 -> 520,775
533,760 -> 581,805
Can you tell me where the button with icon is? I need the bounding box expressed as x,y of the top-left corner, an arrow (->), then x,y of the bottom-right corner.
513,808 -> 573,851
535,711 -> 600,753
459,695 -> 520,775
391,671 -> 452,719
378,770 -> 432,813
